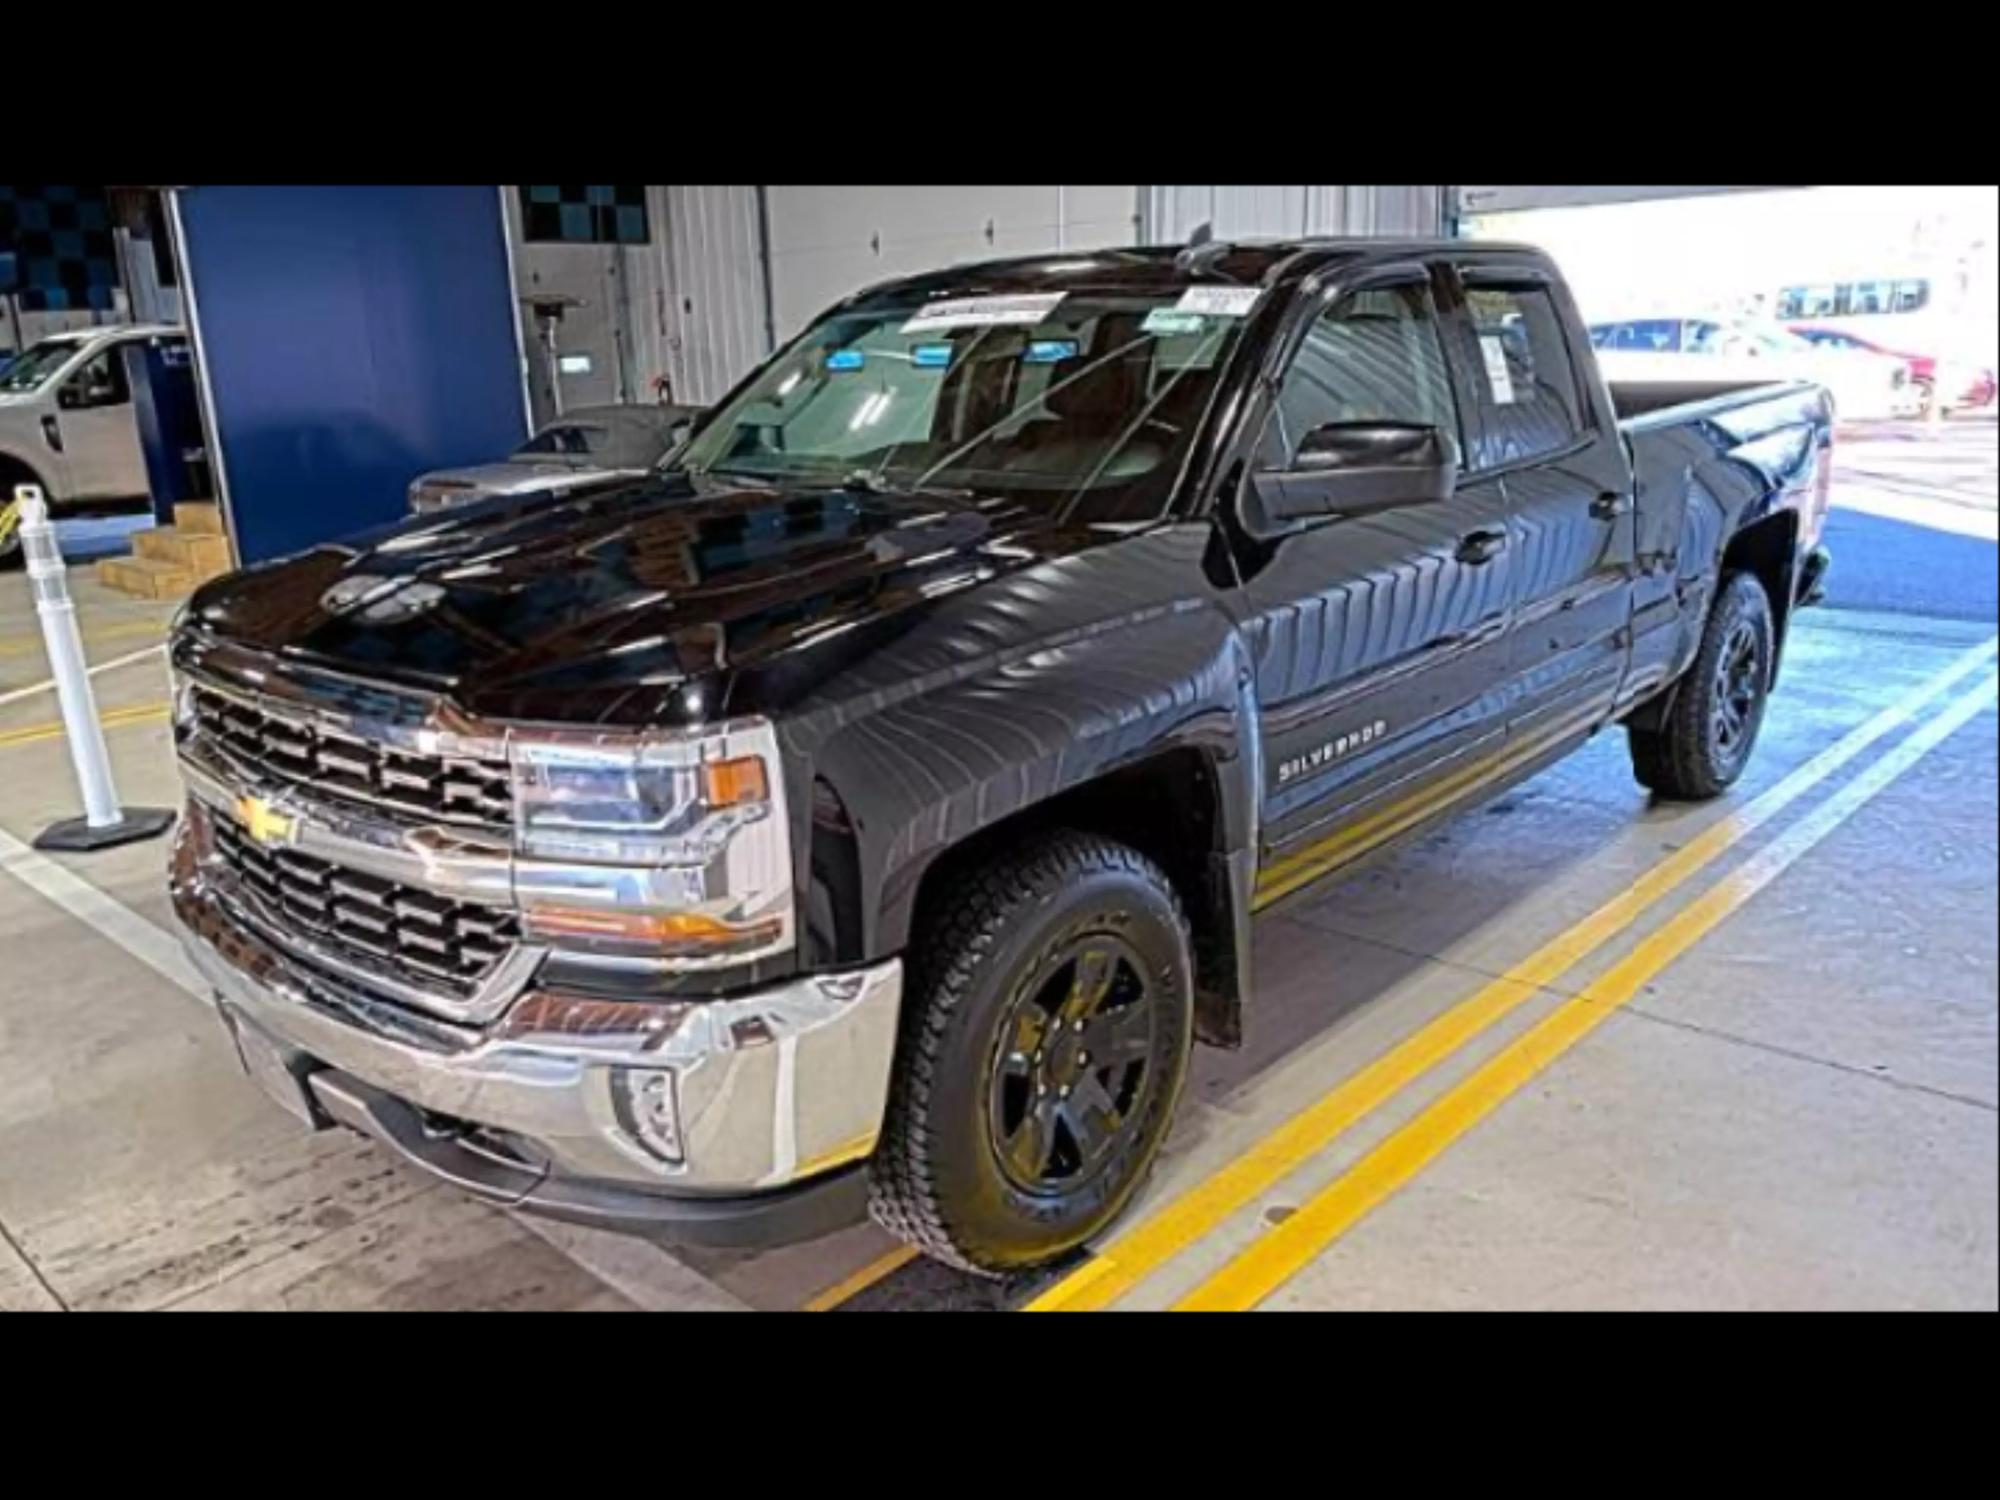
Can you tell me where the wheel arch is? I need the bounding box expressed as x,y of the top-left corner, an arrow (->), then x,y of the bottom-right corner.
1719,506 -> 1801,686
893,744 -> 1253,1049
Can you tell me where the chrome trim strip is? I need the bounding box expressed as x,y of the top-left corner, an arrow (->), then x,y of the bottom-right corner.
181,658 -> 514,774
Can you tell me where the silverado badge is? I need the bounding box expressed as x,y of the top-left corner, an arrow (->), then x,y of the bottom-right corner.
1277,719 -> 1389,787
236,795 -> 296,848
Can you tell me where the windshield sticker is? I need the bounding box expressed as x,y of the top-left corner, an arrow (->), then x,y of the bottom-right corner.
1023,339 -> 1080,365
900,292 -> 1066,334
825,348 -> 867,372
1173,286 -> 1261,318
1479,336 -> 1517,405
1142,309 -> 1207,336
910,343 -> 953,369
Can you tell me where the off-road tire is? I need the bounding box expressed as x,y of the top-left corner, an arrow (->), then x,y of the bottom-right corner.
1628,570 -> 1776,799
868,830 -> 1194,1275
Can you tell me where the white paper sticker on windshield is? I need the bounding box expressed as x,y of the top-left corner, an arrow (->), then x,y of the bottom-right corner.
1479,335 -> 1517,405
1173,286 -> 1262,318
900,293 -> 1066,334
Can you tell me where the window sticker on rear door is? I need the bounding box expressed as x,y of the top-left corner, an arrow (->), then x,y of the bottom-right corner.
1479,335 -> 1517,405
900,293 -> 1066,334
1173,286 -> 1261,318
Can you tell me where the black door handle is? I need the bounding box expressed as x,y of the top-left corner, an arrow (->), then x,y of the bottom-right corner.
40,415 -> 64,453
1590,490 -> 1631,519
1456,528 -> 1508,565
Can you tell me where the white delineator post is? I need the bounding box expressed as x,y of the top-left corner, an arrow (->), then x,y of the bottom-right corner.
14,485 -> 175,852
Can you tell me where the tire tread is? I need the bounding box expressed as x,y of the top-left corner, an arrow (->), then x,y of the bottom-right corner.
867,829 -> 1186,1274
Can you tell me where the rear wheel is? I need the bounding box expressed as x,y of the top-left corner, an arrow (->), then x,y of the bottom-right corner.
869,830 -> 1194,1275
1628,570 -> 1775,800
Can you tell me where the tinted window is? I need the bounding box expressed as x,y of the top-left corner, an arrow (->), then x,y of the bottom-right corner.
66,348 -> 129,407
1463,285 -> 1585,467
1265,282 -> 1459,465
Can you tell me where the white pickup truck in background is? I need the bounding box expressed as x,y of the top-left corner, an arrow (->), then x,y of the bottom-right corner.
1,323 -> 187,560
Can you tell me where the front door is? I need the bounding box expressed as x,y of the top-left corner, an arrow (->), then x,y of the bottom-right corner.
1235,269 -> 1516,910
1449,268 -> 1635,742
54,342 -> 147,501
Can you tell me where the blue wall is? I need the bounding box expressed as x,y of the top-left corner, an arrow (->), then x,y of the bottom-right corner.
176,186 -> 527,564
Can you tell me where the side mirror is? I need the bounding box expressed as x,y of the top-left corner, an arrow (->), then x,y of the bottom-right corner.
1253,421 -> 1455,526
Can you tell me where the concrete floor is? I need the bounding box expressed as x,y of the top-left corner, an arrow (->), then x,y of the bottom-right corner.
1,420 -> 1993,1312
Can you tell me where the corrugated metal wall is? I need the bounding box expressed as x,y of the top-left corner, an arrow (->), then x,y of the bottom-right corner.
657,185 -> 770,405
1142,185 -> 1446,241
499,186 -> 1452,413
762,185 -> 1140,340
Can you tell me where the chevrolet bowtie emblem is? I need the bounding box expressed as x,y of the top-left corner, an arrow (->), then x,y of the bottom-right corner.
236,795 -> 296,848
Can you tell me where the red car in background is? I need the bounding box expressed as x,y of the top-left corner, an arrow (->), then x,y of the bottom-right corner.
1789,325 -> 1997,414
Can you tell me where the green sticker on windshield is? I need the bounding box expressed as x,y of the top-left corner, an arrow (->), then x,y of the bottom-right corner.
1143,309 -> 1206,336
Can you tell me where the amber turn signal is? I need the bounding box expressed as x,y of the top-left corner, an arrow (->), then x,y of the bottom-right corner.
704,754 -> 769,807
525,903 -> 783,956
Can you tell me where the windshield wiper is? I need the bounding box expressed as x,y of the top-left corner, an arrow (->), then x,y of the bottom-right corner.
840,470 -> 980,505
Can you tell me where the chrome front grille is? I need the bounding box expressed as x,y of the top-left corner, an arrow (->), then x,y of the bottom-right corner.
189,683 -> 513,828
209,814 -> 520,1001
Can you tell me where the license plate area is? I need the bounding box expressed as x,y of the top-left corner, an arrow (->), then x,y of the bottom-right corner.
223,1007 -> 327,1129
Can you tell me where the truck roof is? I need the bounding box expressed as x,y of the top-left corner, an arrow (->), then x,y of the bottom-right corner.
840,239 -> 1549,309
38,322 -> 185,344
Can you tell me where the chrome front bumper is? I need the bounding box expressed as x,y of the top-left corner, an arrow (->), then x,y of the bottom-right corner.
171,827 -> 902,1236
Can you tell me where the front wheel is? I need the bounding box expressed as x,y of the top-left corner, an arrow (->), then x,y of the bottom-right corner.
868,830 -> 1194,1275
1628,570 -> 1775,800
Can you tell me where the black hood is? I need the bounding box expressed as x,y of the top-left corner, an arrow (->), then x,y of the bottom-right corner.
185,474 -> 1113,728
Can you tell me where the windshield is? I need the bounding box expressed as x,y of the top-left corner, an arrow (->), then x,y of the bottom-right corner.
0,338 -> 86,393
675,289 -> 1252,525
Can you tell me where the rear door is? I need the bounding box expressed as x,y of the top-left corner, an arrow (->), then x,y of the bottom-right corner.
1239,263 -> 1517,905
1446,264 -> 1635,745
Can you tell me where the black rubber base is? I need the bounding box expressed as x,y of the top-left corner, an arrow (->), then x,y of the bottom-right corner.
34,806 -> 177,852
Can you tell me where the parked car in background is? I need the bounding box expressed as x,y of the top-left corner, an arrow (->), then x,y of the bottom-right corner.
1589,317 -> 1919,421
1,323 -> 188,562
1788,325 -> 1997,415
407,402 -> 702,514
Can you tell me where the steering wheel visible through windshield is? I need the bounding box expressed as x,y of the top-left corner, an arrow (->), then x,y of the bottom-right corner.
675,288 -> 1255,526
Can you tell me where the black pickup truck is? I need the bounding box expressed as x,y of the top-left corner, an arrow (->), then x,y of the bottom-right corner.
167,240 -> 1833,1273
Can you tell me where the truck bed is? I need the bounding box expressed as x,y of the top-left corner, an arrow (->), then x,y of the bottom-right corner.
1609,377 -> 1814,427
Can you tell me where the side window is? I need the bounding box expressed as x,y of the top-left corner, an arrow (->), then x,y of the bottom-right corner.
1462,284 -> 1586,468
64,348 -> 129,409
1264,281 -> 1460,467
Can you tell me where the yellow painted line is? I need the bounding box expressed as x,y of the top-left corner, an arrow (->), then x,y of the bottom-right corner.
800,1244 -> 921,1312
1174,668 -> 1999,1311
0,620 -> 165,659
1026,635 -> 1999,1312
1254,712 -> 1597,910
0,701 -> 170,750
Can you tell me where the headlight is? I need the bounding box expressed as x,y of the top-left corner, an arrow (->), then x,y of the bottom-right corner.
511,718 -> 794,969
